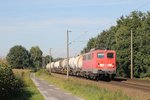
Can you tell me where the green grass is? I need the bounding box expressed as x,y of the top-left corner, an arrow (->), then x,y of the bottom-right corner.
139,77 -> 150,81
12,69 -> 44,100
36,70 -> 131,100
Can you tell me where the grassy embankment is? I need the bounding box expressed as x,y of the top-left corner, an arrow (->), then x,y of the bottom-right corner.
140,77 -> 150,81
36,69 -> 132,100
12,69 -> 44,100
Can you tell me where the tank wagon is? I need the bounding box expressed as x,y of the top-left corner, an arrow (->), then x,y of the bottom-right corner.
46,49 -> 116,80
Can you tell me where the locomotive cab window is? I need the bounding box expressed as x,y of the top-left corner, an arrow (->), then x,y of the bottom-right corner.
107,53 -> 114,58
88,54 -> 92,60
83,55 -> 86,60
97,53 -> 104,58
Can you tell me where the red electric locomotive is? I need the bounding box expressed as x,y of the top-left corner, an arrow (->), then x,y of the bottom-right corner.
82,49 -> 116,79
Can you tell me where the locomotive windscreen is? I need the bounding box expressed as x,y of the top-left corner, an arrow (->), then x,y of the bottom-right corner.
107,53 -> 114,58
97,53 -> 104,58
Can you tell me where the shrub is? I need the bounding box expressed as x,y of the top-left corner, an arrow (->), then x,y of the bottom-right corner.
0,61 -> 23,98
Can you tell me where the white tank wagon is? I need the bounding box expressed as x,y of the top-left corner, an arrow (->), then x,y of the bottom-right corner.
74,55 -> 83,69
59,60 -> 64,68
61,59 -> 67,68
78,55 -> 83,69
46,63 -> 54,72
69,57 -> 76,69
72,55 -> 83,76
54,61 -> 60,68
46,63 -> 50,70
50,62 -> 54,69
46,56 -> 83,75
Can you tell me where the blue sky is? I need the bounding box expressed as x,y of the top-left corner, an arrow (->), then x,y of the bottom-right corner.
0,0 -> 150,58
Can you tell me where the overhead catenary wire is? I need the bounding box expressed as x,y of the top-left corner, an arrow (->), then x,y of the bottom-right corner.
69,29 -> 100,45
68,29 -> 103,57
69,31 -> 88,44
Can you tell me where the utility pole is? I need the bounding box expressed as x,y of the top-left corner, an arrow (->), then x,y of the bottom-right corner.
49,48 -> 52,74
131,30 -> 133,79
67,30 -> 71,80
42,57 -> 45,68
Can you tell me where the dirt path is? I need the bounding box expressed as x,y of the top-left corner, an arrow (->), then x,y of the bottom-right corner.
30,73 -> 84,100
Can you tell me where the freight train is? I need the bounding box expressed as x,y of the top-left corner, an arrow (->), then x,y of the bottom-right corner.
46,49 -> 116,80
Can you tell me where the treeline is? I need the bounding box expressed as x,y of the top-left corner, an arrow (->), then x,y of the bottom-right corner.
81,11 -> 150,78
6,45 -> 52,69
0,45 -> 49,99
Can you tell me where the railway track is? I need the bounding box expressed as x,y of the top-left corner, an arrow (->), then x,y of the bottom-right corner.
52,73 -> 150,92
106,80 -> 150,92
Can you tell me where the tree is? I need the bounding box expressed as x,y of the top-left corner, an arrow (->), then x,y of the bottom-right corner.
81,11 -> 150,78
44,55 -> 53,65
6,45 -> 30,68
86,37 -> 97,51
30,46 -> 43,68
53,58 -> 63,62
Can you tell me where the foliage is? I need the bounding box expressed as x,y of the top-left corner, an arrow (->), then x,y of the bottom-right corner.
11,69 -> 44,100
6,45 -> 30,68
81,37 -> 97,53
43,55 -> 53,66
30,46 -> 43,68
53,57 -> 63,62
81,11 -> 150,78
0,61 -> 23,98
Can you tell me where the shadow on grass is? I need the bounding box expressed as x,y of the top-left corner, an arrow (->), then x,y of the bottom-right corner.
113,77 -> 127,82
1,88 -> 35,100
96,77 -> 127,82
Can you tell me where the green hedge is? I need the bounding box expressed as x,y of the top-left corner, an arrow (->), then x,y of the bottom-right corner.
0,61 -> 23,98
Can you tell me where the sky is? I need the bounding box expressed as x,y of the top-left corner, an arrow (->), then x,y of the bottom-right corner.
0,0 -> 150,58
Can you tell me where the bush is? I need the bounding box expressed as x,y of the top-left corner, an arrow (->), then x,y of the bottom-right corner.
0,61 -> 23,98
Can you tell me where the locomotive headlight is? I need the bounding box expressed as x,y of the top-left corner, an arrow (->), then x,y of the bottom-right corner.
99,64 -> 104,67
108,64 -> 113,67
108,64 -> 115,67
